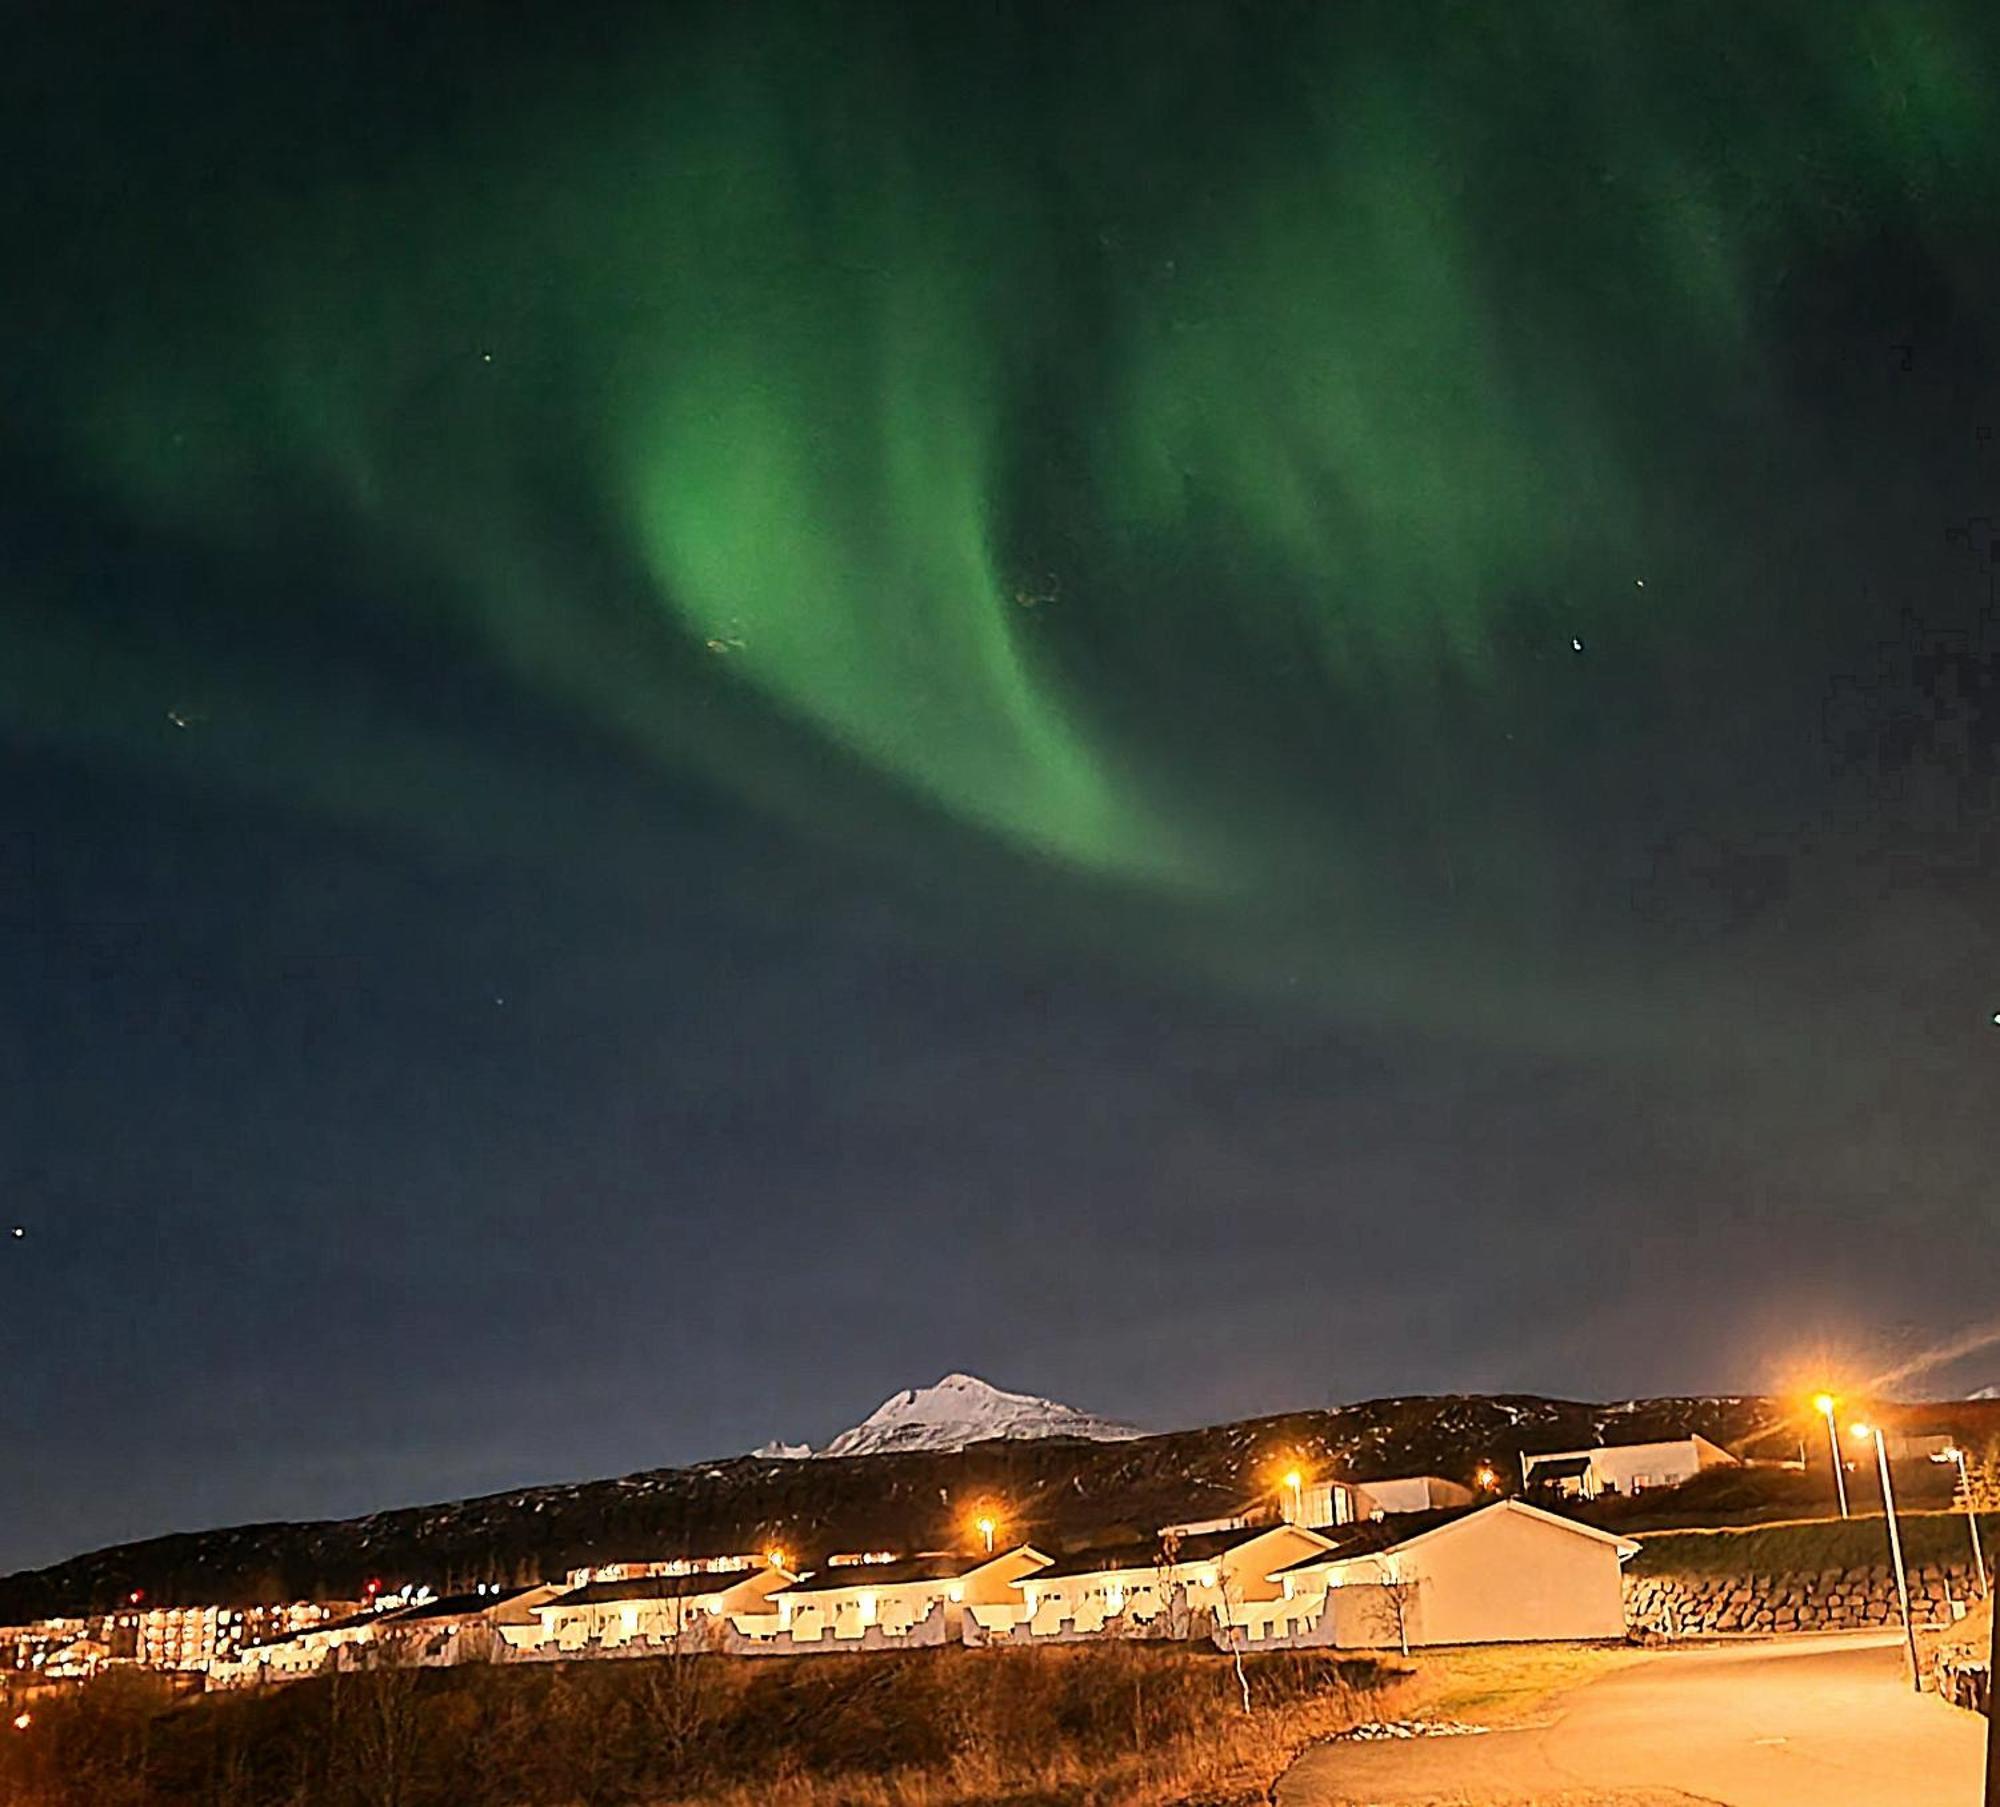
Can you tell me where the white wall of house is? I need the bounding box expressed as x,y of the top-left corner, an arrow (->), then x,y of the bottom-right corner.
1280,1501 -> 1636,1648
1353,1475 -> 1476,1517
1022,1564 -> 1216,1637
1019,1525 -> 1335,1638
774,1549 -> 1049,1644
1527,1435 -> 1737,1500
523,1571 -> 787,1653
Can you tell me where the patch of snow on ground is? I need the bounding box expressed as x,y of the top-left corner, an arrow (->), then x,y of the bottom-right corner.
1335,1719 -> 1491,1741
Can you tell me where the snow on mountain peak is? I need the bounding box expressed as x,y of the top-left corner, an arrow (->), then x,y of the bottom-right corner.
815,1372 -> 1145,1458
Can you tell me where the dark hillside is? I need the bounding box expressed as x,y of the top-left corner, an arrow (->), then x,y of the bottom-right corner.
0,1392 -> 1829,1618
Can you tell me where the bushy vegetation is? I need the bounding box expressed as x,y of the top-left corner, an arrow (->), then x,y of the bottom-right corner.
0,1644 -> 1394,1807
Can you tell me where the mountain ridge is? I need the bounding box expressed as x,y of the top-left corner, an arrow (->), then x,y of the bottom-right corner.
815,1372 -> 1145,1457
7,1391 -> 1992,1623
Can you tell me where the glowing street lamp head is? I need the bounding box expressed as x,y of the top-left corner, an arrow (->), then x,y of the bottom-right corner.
1849,1421 -> 1874,1443
1812,1393 -> 1837,1417
974,1514 -> 997,1552
1282,1469 -> 1303,1492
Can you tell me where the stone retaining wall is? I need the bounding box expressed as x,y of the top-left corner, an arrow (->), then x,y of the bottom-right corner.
1624,1563 -> 1980,1638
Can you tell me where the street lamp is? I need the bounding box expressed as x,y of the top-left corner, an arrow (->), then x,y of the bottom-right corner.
1851,1423 -> 1921,1692
1933,1446 -> 1989,1600
1282,1469 -> 1304,1525
975,1515 -> 996,1555
1813,1393 -> 1849,1519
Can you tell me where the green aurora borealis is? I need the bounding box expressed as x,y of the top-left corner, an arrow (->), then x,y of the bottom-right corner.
15,0 -> 2000,1570
15,1 -> 2000,1013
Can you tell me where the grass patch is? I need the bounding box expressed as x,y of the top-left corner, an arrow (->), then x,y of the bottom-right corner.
1629,1510 -> 2000,1579
1373,1643 -> 1641,1727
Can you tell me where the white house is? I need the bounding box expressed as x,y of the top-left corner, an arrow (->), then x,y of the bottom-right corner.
1522,1434 -> 1738,1500
770,1547 -> 1051,1642
1262,1499 -> 1640,1648
521,1565 -> 793,1653
218,1607 -> 386,1684
379,1583 -> 562,1659
1351,1475 -> 1477,1518
1016,1523 -> 1337,1638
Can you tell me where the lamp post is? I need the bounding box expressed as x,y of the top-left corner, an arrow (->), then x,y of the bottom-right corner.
1814,1393 -> 1850,1519
1934,1446 -> 1989,1600
1852,1422 -> 1921,1692
975,1516 -> 996,1556
1282,1469 -> 1304,1526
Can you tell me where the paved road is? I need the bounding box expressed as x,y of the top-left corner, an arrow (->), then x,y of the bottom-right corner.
1280,1633 -> 1988,1806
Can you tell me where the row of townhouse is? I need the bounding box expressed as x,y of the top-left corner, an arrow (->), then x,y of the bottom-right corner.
211,1494 -> 1636,1683
21,1452 -> 1683,1689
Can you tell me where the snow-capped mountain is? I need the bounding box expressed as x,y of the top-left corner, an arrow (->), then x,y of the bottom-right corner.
815,1372 -> 1145,1458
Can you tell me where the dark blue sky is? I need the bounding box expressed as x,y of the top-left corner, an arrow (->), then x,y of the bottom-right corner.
6,1 -> 2000,1573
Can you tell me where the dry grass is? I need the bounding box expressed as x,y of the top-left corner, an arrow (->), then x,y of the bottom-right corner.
0,1643 -> 1404,1807
1369,1641 -> 1643,1729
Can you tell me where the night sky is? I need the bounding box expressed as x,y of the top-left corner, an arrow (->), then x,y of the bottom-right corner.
7,2 -> 2000,1573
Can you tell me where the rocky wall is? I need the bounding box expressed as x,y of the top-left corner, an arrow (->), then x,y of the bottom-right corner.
1624,1563 -> 1981,1638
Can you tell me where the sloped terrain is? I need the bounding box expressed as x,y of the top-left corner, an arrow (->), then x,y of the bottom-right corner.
0,1393 -> 1808,1619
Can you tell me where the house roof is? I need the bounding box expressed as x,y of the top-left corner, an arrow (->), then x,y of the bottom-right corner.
241,1608 -> 380,1652
1032,1522 -> 1329,1581
383,1586 -> 539,1624
778,1549 -> 1045,1595
1524,1455 -> 1594,1479
1275,1499 -> 1639,1573
1270,1509 -> 1477,1572
543,1568 -> 781,1607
